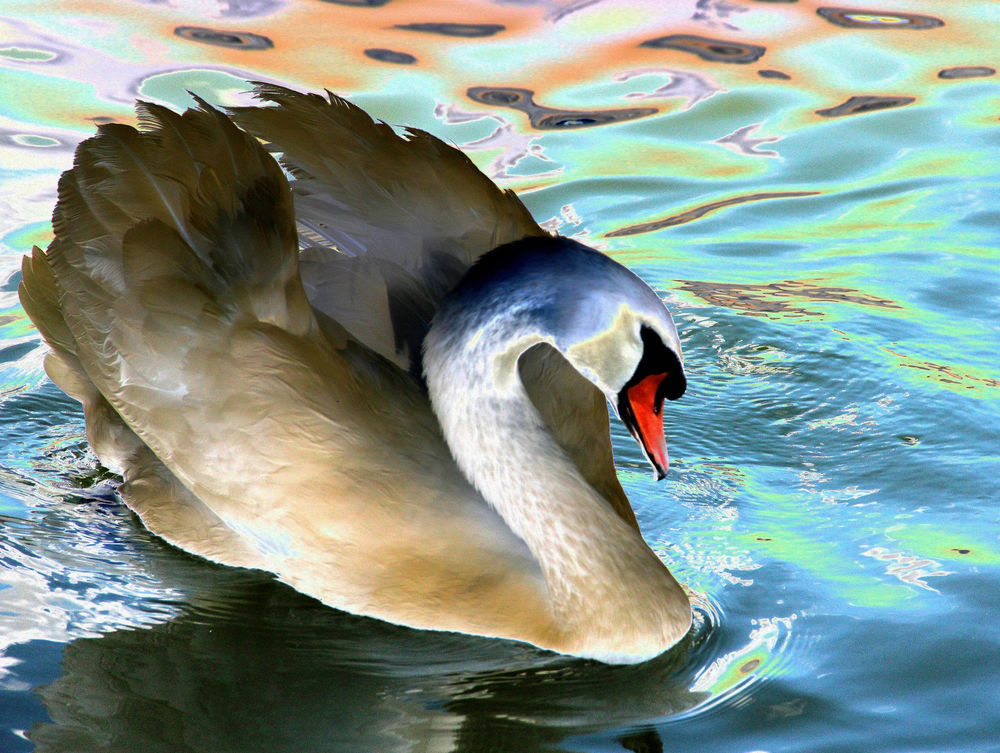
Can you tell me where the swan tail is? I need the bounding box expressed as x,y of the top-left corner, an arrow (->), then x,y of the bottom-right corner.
20,245 -> 265,566
229,82 -> 547,373
21,243 -> 149,472
19,247 -> 83,394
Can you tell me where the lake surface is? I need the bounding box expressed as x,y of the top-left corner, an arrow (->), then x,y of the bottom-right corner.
1,1 -> 998,751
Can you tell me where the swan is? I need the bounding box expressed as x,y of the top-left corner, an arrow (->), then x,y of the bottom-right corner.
19,83 -> 690,664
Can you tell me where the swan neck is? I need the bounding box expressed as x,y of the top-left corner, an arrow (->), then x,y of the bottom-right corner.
424,290 -> 687,652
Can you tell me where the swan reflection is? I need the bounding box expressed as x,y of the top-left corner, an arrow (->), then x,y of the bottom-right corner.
31,576 -> 705,753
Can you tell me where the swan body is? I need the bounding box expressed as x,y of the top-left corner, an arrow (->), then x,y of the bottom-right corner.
19,84 -> 691,663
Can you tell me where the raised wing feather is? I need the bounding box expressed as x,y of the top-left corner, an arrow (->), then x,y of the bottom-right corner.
229,83 -> 546,373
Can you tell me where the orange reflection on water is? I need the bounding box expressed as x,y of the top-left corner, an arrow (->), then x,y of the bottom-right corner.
676,277 -> 902,319
35,0 -> 998,135
882,347 -> 1000,392
606,191 -> 821,237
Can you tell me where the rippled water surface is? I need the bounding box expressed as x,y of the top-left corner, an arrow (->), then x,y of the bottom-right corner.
2,1 -> 999,751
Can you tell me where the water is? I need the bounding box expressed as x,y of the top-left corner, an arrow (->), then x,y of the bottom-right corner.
1,1 -> 998,750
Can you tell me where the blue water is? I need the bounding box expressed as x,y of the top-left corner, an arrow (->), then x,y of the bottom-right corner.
2,1 -> 999,751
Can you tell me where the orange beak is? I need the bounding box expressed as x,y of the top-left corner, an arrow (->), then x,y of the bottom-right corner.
622,371 -> 669,480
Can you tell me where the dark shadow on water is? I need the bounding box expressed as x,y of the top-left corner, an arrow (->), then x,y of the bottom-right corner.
938,66 -> 996,80
466,86 -> 656,130
30,573 -> 707,753
395,22 -> 506,38
364,48 -> 418,65
815,95 -> 915,118
639,34 -> 765,64
172,26 -> 274,50
815,7 -> 944,29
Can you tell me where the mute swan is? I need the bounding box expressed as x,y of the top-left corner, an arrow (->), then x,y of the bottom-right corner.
19,84 -> 690,664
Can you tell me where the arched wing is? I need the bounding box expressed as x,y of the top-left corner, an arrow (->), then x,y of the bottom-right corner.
19,99 -> 426,557
229,83 -> 547,374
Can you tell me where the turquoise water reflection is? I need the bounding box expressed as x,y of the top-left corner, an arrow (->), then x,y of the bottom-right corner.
2,1 -> 999,751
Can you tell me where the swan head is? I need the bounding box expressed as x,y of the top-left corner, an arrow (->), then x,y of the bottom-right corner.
554,250 -> 686,480
436,236 -> 686,479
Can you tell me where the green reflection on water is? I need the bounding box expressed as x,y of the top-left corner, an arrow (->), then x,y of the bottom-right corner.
3,222 -> 51,256
746,488 -> 918,607
884,523 -> 1000,567
138,69 -> 256,109
790,37 -> 910,89
0,311 -> 34,343
0,69 -> 106,128
0,46 -> 57,62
